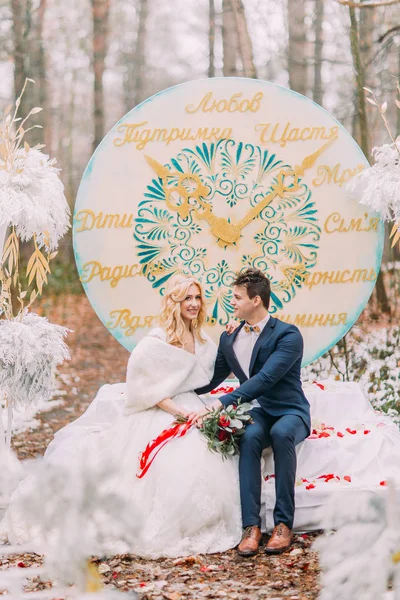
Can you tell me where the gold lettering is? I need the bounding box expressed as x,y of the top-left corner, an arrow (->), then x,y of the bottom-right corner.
256,122 -> 339,147
300,127 -> 311,141
323,314 -> 336,326
106,310 -> 157,336
186,92 -> 213,114
324,212 -> 377,234
276,312 -> 348,327
313,163 -> 364,187
294,314 -> 307,327
80,261 -> 141,287
74,210 -> 134,232
349,269 -> 368,283
185,91 -> 263,114
367,218 -> 379,232
339,270 -> 352,283
255,123 -> 270,143
113,122 -> 148,147
149,128 -> 168,143
305,268 -> 378,288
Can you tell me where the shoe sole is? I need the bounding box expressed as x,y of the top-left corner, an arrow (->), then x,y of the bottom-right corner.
237,549 -> 259,557
264,545 -> 291,555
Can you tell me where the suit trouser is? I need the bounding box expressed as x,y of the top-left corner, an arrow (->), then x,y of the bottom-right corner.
239,408 -> 308,530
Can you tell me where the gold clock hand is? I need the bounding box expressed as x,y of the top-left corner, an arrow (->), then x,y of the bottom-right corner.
293,134 -> 338,178
237,134 -> 338,232
145,155 -> 208,219
237,186 -> 281,231
145,153 -> 238,244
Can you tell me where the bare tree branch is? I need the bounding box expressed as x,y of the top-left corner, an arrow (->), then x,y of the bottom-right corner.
335,0 -> 400,8
378,24 -> 400,43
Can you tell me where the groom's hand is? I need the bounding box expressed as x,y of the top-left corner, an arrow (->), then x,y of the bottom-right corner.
192,400 -> 223,426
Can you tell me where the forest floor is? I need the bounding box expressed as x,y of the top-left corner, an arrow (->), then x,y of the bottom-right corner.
4,294 -> 322,600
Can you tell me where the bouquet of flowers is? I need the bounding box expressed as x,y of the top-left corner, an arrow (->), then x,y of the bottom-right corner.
197,400 -> 253,458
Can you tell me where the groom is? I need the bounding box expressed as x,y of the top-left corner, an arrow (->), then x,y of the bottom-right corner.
195,268 -> 310,556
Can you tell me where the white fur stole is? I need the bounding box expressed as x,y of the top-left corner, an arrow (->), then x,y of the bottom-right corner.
124,329 -> 216,414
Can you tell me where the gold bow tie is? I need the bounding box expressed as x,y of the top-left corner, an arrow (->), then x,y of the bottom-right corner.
244,324 -> 260,334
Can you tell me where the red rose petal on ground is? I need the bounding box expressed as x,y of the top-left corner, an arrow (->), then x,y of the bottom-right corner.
337,432 -> 344,438
380,480 -> 387,486
318,432 -> 331,438
344,475 -> 351,482
346,428 -> 357,434
364,430 -> 371,435
306,484 -> 316,490
112,572 -> 118,579
301,533 -> 308,539
139,583 -> 147,587
17,562 -> 26,568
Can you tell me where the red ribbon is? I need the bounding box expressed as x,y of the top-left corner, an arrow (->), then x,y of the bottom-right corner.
312,381 -> 325,390
210,386 -> 235,395
136,420 -> 193,479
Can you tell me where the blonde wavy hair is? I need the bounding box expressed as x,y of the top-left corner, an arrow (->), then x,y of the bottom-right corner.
159,275 -> 207,347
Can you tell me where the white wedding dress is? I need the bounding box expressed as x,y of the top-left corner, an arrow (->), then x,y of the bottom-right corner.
2,328 -> 242,558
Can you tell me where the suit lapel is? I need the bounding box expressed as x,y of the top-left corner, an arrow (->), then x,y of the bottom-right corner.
225,321 -> 248,381
249,317 -> 275,375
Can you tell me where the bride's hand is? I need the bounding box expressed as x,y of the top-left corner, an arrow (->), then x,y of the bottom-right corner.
192,400 -> 223,426
225,319 -> 240,335
186,412 -> 198,423
191,408 -> 210,427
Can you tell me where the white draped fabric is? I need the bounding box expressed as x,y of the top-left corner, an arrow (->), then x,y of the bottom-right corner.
1,329 -> 242,558
262,381 -> 400,532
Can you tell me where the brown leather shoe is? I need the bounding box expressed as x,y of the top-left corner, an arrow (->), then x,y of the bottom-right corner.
265,523 -> 293,554
237,525 -> 262,557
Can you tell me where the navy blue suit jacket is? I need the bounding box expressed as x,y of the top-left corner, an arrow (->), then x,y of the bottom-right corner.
196,317 -> 311,434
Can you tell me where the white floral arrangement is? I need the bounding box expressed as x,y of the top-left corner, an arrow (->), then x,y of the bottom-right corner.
3,450 -> 138,589
0,311 -> 70,407
0,81 -> 71,444
347,141 -> 400,222
0,446 -> 23,505
315,483 -> 400,599
0,147 -> 70,250
348,84 -> 400,246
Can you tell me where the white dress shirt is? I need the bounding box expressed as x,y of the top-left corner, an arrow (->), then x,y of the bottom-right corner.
233,314 -> 270,408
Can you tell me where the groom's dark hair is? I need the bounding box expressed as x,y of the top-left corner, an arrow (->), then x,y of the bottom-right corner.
233,268 -> 271,310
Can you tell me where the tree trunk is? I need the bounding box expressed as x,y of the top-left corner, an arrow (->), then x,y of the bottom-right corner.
398,46 -> 400,137
132,0 -> 148,107
31,0 -> 48,148
208,0 -> 216,78
287,0 -> 308,95
11,0 -> 49,147
91,0 -> 110,152
313,0 -> 324,105
348,7 -> 369,156
348,6 -> 390,314
222,0 -> 238,76
10,0 -> 30,121
230,0 -> 256,78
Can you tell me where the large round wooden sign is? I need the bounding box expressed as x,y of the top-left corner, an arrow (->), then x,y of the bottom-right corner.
73,78 -> 383,365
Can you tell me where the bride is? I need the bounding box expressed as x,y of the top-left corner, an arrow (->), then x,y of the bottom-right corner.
2,275 -> 242,558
